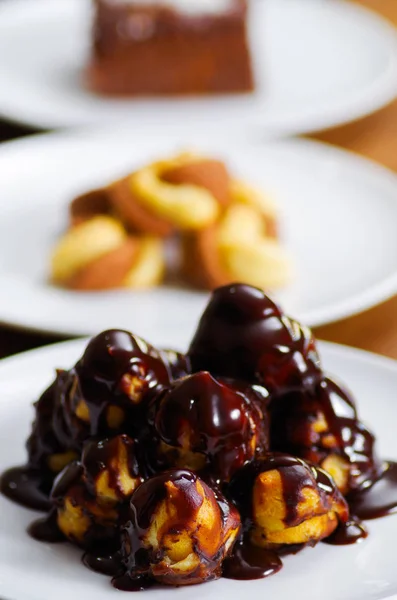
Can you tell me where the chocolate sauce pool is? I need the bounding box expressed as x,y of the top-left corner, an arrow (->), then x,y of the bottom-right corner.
349,460 -> 397,520
223,543 -> 282,580
0,466 -> 51,511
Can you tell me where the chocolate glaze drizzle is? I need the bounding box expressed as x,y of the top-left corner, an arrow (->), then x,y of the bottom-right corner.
228,454 -> 348,529
349,460 -> 397,520
1,330 -> 170,511
222,542 -> 282,580
188,284 -> 322,396
151,371 -> 269,482
160,349 -> 191,381
323,519 -> 367,545
270,375 -> 383,493
118,468 -> 239,588
0,466 -> 52,511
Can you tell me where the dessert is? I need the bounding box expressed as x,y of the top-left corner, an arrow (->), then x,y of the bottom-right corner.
50,435 -> 143,547
188,283 -> 321,396
148,371 -> 269,482
87,0 -> 254,97
119,469 -> 240,589
3,283 -> 395,591
182,203 -> 290,290
270,376 -> 383,495
6,329 -> 171,510
51,151 -> 289,292
228,454 -> 349,549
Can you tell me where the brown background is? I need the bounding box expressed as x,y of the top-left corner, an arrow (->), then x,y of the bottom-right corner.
0,0 -> 396,359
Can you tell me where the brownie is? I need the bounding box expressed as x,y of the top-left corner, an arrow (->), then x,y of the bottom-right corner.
87,0 -> 254,96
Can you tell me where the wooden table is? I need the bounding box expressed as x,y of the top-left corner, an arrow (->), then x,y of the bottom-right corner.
1,0 -> 397,360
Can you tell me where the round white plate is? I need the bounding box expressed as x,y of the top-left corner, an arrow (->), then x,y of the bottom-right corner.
0,338 -> 397,600
0,0 -> 397,135
1,128 -> 397,342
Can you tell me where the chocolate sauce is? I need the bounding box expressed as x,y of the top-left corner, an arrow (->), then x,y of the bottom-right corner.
81,435 -> 142,500
188,284 -> 322,396
3,329 -> 171,512
160,349 -> 191,381
122,469 -> 199,580
51,461 -> 84,501
323,519 -> 367,545
223,542 -> 282,580
25,372 -> 83,478
229,454 -> 348,530
83,549 -> 122,577
74,329 -> 170,438
28,509 -> 65,543
270,376 -> 383,493
0,466 -> 52,511
152,371 -> 269,482
121,468 -> 240,587
112,574 -> 154,592
349,460 -> 397,520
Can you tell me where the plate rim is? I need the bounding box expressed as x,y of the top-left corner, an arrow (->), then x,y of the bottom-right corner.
0,0 -> 396,134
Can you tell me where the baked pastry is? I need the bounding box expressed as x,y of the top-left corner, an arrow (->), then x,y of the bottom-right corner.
148,371 -> 269,482
182,203 -> 290,290
53,152 -> 290,292
87,0 -> 254,96
120,469 -> 240,587
188,283 -> 322,396
270,376 -> 383,495
109,153 -> 226,236
52,435 -> 143,547
229,454 -> 349,548
26,330 -> 171,494
51,216 -> 164,290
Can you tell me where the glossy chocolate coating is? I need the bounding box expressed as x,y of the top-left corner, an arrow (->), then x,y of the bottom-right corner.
80,435 -> 142,500
228,453 -> 348,529
151,371 -> 269,482
44,435 -> 143,549
75,329 -> 170,436
2,330 -> 170,511
120,468 -> 238,587
349,460 -> 397,520
188,284 -> 321,396
222,542 -> 282,580
323,519 -> 367,545
0,466 -> 52,511
27,372 -> 79,471
270,376 -> 383,493
160,349 -> 191,380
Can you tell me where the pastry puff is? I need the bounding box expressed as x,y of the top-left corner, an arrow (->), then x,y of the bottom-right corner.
182,202 -> 291,290
229,454 -> 349,549
109,153 -> 230,236
51,215 -> 164,290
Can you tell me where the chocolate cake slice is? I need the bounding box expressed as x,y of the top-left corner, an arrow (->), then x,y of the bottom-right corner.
87,0 -> 254,96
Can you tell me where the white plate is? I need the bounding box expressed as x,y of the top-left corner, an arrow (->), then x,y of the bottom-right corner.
0,0 -> 396,135
1,128 -> 397,342
0,338 -> 397,600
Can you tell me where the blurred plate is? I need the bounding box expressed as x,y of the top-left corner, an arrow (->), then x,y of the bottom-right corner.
0,338 -> 397,600
1,129 -> 397,342
0,0 -> 396,134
